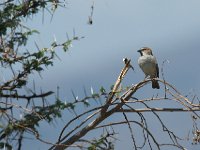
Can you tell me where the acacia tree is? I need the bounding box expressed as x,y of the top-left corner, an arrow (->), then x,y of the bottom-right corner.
0,1 -> 200,150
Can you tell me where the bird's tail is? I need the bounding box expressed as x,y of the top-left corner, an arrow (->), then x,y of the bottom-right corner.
152,80 -> 160,89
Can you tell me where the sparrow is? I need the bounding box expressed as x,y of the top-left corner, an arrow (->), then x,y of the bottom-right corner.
137,47 -> 160,89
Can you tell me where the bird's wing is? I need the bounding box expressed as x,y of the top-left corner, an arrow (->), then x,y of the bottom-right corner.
156,63 -> 159,78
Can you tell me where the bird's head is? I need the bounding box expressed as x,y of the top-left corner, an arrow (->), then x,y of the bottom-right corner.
137,47 -> 153,56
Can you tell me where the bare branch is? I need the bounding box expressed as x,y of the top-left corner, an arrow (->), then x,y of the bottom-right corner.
116,108 -> 200,113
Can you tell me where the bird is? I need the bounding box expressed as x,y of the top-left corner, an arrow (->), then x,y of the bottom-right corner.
137,47 -> 160,89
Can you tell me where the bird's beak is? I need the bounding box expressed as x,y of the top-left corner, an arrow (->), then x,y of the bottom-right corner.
137,49 -> 141,52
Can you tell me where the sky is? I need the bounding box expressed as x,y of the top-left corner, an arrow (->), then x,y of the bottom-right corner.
19,0 -> 200,149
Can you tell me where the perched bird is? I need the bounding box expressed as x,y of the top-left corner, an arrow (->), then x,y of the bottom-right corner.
137,47 -> 160,89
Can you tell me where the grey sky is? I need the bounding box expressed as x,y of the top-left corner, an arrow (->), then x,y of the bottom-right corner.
29,0 -> 200,99
22,0 -> 200,149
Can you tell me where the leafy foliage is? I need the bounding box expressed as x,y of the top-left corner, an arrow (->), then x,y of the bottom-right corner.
0,0 -> 81,149
1,1 -> 200,150
87,133 -> 115,150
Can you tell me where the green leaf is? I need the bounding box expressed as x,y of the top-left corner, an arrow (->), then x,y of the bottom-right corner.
66,103 -> 75,110
63,40 -> 72,52
34,50 -> 44,59
100,86 -> 106,94
31,29 -> 40,34
51,41 -> 57,47
110,85 -> 114,90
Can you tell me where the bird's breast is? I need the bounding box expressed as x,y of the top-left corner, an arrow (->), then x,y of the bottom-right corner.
138,55 -> 157,76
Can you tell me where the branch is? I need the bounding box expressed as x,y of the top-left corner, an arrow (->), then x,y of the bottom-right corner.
100,58 -> 133,115
49,59 -> 200,150
0,91 -> 54,100
50,59 -> 134,150
117,108 -> 200,113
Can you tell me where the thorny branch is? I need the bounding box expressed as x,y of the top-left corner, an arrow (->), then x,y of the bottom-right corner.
2,55 -> 200,150
1,1 -> 199,150
48,59 -> 200,150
